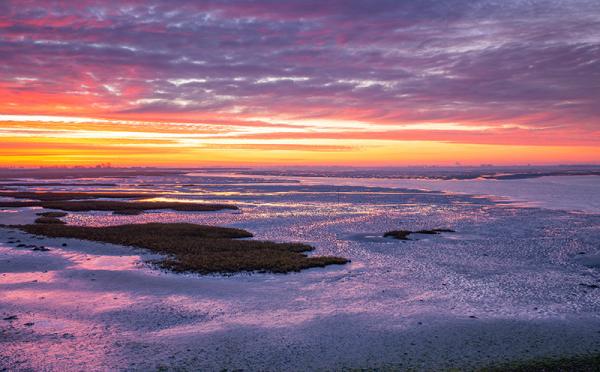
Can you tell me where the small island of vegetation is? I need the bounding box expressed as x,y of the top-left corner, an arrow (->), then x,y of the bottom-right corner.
384,228 -> 456,240
18,222 -> 349,274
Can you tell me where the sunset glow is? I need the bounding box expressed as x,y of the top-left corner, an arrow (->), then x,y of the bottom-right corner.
1,1 -> 599,166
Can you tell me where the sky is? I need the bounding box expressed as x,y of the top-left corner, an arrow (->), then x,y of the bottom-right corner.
1,0 -> 599,167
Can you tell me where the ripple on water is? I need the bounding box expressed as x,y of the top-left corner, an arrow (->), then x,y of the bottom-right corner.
2,173 -> 600,370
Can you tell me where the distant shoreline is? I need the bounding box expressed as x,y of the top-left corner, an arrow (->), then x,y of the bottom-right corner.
237,170 -> 600,181
2,166 -> 600,182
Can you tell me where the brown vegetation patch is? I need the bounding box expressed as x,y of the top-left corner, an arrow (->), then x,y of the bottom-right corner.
383,230 -> 412,240
34,217 -> 66,224
36,212 -> 68,218
415,228 -> 456,234
384,228 -> 455,240
0,200 -> 238,214
18,223 -> 349,274
42,200 -> 239,213
0,201 -> 39,208
0,191 -> 157,201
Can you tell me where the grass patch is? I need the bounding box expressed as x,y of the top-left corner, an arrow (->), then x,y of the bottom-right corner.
34,216 -> 66,224
17,223 -> 349,274
0,201 -> 40,208
478,353 -> 600,371
415,228 -> 456,234
40,200 -> 239,213
384,228 -> 455,240
0,200 -> 238,214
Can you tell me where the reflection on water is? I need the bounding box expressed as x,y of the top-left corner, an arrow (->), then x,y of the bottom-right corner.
1,171 -> 600,370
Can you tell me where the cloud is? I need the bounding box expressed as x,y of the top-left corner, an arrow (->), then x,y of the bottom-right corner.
0,0 -> 599,151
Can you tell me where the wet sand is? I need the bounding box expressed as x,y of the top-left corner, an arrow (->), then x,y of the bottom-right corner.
2,226 -> 600,370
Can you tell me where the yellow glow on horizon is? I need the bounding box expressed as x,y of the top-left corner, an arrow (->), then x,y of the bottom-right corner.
0,115 -> 598,167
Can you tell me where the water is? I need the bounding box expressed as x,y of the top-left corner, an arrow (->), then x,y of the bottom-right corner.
189,172 -> 600,213
1,171 -> 600,370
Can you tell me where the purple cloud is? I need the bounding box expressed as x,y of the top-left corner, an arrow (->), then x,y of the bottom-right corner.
0,0 -> 599,144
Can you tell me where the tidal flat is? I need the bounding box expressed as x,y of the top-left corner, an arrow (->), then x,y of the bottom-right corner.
1,169 -> 600,370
